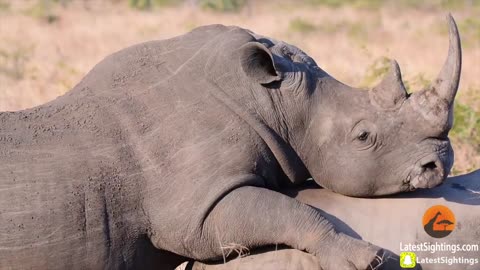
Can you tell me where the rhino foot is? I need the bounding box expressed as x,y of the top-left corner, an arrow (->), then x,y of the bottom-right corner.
187,245 -> 387,270
311,232 -> 383,270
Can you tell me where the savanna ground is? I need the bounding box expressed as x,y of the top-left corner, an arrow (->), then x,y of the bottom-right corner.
0,0 -> 479,174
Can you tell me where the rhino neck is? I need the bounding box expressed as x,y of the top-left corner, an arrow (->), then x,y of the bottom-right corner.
299,76 -> 366,185
203,73 -> 311,185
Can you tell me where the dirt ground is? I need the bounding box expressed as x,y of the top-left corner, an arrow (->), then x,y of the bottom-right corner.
0,0 -> 479,173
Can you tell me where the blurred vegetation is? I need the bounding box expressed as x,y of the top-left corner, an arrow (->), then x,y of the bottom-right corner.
2,0 -> 478,173
307,0 -> 480,10
23,0 -> 60,23
288,18 -> 369,44
452,102 -> 480,150
128,0 -> 178,10
307,0 -> 382,9
289,18 -> 317,34
0,45 -> 34,80
55,60 -> 80,91
346,22 -> 367,43
362,56 -> 441,93
0,0 -> 10,11
361,56 -> 390,88
128,0 -> 248,11
458,17 -> 480,47
200,0 -> 247,12
7,0 -> 249,14
10,0 -> 480,14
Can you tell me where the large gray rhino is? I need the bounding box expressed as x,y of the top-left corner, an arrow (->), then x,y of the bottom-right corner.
0,15 -> 461,269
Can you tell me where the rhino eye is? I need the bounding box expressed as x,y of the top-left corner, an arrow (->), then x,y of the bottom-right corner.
357,131 -> 369,141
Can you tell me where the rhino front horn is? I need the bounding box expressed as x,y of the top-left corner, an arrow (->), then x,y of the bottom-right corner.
370,60 -> 408,109
430,14 -> 462,106
412,14 -> 462,129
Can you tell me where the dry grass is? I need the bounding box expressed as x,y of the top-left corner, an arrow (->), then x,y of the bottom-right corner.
0,0 -> 479,173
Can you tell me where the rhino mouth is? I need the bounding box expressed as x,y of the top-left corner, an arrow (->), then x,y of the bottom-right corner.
403,148 -> 451,192
403,170 -> 444,192
402,175 -> 417,192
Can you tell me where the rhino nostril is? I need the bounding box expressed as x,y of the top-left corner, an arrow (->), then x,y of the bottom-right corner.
422,161 -> 437,171
412,160 -> 445,189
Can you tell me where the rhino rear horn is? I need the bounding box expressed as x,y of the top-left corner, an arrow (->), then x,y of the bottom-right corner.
240,42 -> 281,85
370,60 -> 408,109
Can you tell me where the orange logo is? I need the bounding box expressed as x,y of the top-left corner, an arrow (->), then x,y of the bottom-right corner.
422,205 -> 455,238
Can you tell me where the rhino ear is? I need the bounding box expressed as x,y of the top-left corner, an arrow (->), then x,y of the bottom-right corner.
239,42 -> 281,85
370,60 -> 408,109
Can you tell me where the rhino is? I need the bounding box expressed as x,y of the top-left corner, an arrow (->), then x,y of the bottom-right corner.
191,170 -> 480,270
0,14 -> 461,270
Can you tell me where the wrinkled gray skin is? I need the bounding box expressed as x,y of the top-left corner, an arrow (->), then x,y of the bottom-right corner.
0,15 -> 461,270
192,170 -> 480,270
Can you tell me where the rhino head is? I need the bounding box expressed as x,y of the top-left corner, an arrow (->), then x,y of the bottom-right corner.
235,15 -> 461,196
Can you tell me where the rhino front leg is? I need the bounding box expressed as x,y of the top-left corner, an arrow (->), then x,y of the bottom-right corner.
191,186 -> 382,270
